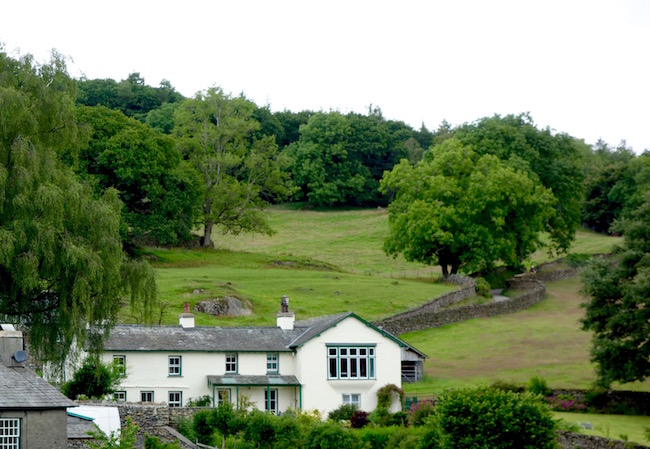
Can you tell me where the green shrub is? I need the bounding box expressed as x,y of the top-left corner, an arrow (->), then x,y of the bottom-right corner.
528,376 -> 552,397
388,411 -> 408,427
328,403 -> 357,422
62,357 -> 121,400
274,414 -> 304,449
385,426 -> 426,449
244,410 -> 277,449
369,407 -> 392,427
427,387 -> 557,449
187,395 -> 212,407
173,415 -> 196,442
193,409 -> 216,445
474,277 -> 492,298
305,422 -> 366,449
490,379 -> 526,393
358,426 -> 393,449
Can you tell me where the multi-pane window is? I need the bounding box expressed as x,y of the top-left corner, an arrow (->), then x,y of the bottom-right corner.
327,346 -> 375,379
342,393 -> 361,408
168,355 -> 182,376
266,353 -> 279,373
0,418 -> 20,449
265,389 -> 278,415
168,391 -> 182,408
113,355 -> 126,377
141,391 -> 154,403
225,353 -> 237,373
216,388 -> 231,407
114,391 -> 126,402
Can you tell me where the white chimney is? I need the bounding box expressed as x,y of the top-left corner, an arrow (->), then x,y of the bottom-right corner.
179,302 -> 195,329
276,295 -> 295,330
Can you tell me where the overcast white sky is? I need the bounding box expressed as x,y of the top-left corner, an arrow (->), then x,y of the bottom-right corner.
2,0 -> 649,152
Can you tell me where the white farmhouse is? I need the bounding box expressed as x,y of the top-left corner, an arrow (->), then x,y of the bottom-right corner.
100,298 -> 425,415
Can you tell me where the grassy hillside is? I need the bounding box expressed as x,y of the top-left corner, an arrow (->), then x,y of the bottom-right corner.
142,248 -> 452,327
401,278 -> 650,394
133,204 -> 641,394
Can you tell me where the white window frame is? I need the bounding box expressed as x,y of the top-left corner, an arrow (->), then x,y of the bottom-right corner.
141,391 -> 154,403
266,353 -> 279,373
225,353 -> 238,373
114,391 -> 127,402
168,391 -> 182,408
265,388 -> 278,415
327,345 -> 375,379
113,355 -> 126,377
342,393 -> 361,408
0,418 -> 20,449
168,355 -> 182,376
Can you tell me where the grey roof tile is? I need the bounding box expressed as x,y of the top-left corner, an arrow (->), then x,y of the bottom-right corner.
0,363 -> 74,409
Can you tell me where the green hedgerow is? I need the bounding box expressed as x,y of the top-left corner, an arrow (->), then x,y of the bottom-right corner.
424,387 -> 556,449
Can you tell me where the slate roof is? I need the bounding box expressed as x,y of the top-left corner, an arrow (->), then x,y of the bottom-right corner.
102,312 -> 422,357
104,324 -> 304,352
0,363 -> 74,409
208,375 -> 301,387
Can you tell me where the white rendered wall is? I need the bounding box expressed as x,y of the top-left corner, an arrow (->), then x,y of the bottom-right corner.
294,317 -> 403,415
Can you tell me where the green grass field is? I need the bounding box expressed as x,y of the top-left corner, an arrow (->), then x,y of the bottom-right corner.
401,278 -> 650,394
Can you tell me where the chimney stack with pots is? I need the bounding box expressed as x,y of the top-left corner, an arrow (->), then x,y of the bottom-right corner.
179,302 -> 195,329
276,295 -> 295,330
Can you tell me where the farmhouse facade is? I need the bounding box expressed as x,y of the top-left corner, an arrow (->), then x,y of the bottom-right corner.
100,298 -> 425,415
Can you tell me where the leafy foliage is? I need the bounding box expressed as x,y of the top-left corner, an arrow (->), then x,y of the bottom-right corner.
327,403 -> 356,422
0,49 -> 156,362
425,387 -> 556,449
376,383 -> 405,409
453,113 -> 585,255
61,357 -> 120,399
173,87 -> 294,247
528,376 -> 552,397
88,417 -> 138,449
581,190 -> 650,386
75,105 -> 202,246
381,139 -> 555,276
305,421 -> 365,449
287,110 -> 412,206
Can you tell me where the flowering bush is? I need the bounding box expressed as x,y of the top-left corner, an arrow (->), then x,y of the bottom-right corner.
408,400 -> 435,427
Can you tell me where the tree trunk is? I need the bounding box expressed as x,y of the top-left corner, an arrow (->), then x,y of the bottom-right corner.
441,264 -> 449,278
202,220 -> 214,247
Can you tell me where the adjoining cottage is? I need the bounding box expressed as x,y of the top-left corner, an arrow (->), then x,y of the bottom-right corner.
0,324 -> 75,449
100,297 -> 426,415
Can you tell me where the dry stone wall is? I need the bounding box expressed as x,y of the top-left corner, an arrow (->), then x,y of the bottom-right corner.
374,278 -> 545,335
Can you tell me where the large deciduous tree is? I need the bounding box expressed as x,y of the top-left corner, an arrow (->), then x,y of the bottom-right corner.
0,48 -> 155,362
174,87 -> 293,247
581,190 -> 650,386
381,139 -> 555,276
75,105 -> 202,246
453,113 -> 585,254
287,109 -> 411,207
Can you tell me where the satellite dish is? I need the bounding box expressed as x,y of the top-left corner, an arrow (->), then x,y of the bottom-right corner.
13,350 -> 27,363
